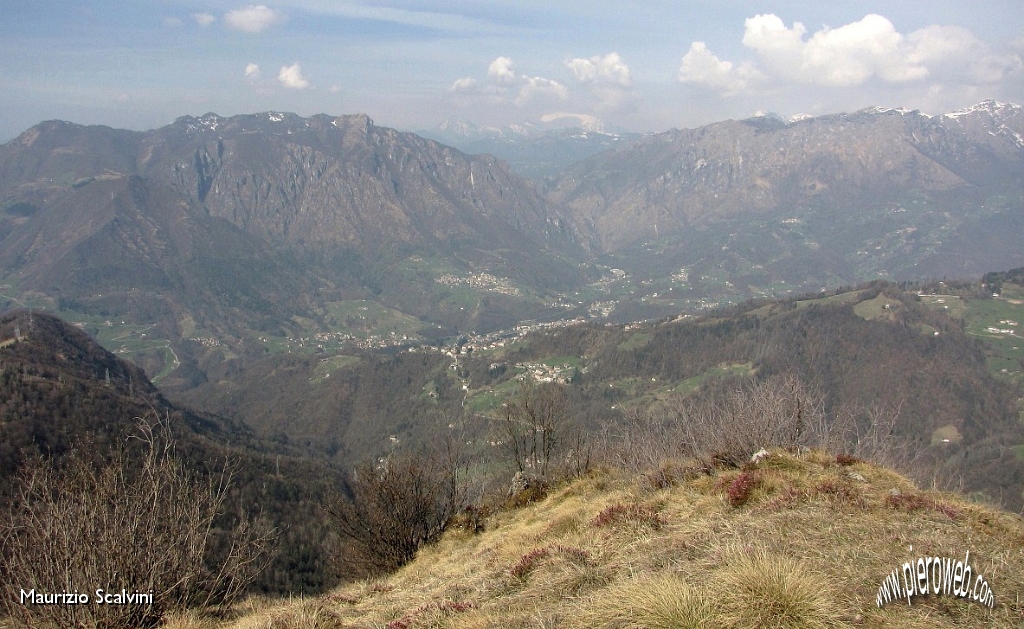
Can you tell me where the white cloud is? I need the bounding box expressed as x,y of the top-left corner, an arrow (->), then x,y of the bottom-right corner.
276,3 -> 502,35
741,14 -> 926,86
567,52 -> 636,111
329,84 -> 341,94
224,5 -> 282,33
682,13 -> 1021,94
453,57 -> 566,107
540,112 -> 604,131
278,63 -> 309,89
741,14 -> 806,58
450,77 -> 478,92
193,12 -> 216,27
487,57 -> 516,83
678,42 -> 759,93
163,17 -> 183,27
515,76 -> 568,106
566,52 -> 631,87
906,25 -> 1021,84
244,63 -> 261,80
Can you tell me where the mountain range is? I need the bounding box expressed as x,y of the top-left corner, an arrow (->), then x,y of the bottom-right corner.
1,101 -> 1022,391
3,100 -> 1024,623
418,117 -> 641,180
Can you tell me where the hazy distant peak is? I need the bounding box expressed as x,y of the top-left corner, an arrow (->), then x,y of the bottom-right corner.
858,105 -> 918,116
172,113 -> 225,133
539,112 -> 607,133
943,99 -> 1021,119
750,110 -> 785,121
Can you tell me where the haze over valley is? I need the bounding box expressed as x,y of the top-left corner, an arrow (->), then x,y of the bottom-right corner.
2,97 -> 1024,504
1,101 -> 1021,391
6,92 -> 1024,629
3,4 -> 1024,626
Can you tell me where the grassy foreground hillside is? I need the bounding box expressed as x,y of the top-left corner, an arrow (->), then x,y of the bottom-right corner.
165,450 -> 1024,629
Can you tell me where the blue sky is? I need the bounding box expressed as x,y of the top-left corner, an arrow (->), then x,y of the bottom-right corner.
1,1 -> 1022,140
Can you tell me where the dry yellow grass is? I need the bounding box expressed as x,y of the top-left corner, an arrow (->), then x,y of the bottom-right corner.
165,450 -> 1024,629
714,548 -> 837,628
571,573 -> 714,629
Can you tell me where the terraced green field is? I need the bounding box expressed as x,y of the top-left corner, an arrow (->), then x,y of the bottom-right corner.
322,300 -> 423,339
964,295 -> 1024,381
853,294 -> 903,320
310,354 -> 361,384
920,284 -> 1024,381
796,289 -> 865,309
465,376 -> 524,415
673,362 -> 755,395
53,311 -> 181,383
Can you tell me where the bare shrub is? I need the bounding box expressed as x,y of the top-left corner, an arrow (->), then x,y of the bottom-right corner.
328,449 -> 466,575
592,380 -> 799,473
835,453 -> 859,466
885,491 -> 961,519
509,545 -> 591,583
676,375 -> 821,466
0,416 -> 272,629
811,400 -> 915,471
510,547 -> 552,581
386,601 -> 475,629
594,404 -> 687,474
502,381 -> 576,479
598,374 -> 917,476
643,461 -> 710,490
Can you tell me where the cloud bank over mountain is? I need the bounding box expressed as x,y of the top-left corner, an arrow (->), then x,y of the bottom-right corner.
0,3 -> 1020,139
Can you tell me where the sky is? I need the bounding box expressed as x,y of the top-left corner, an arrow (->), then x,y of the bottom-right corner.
1,1 -> 1022,141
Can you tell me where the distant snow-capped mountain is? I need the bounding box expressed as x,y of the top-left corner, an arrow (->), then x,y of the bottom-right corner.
418,117 -> 642,179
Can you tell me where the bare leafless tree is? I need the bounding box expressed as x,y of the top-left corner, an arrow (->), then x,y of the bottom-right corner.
502,381 -> 570,479
811,399 -> 915,470
674,375 -> 821,466
0,414 -> 273,629
328,448 -> 466,575
594,374 -> 919,476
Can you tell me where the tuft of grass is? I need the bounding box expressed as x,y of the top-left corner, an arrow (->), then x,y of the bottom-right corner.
505,481 -> 550,509
224,599 -> 345,629
715,549 -> 836,629
643,460 -> 710,490
510,547 -> 552,581
835,453 -> 859,466
573,573 -> 715,629
591,503 -> 664,529
385,600 -> 476,629
726,471 -> 759,507
885,491 -> 962,519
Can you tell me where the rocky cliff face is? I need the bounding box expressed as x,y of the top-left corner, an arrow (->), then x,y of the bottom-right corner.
1,111 -> 577,267
137,112 -> 569,252
548,101 -> 1024,253
0,112 -> 592,383
1,102 -> 1022,354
